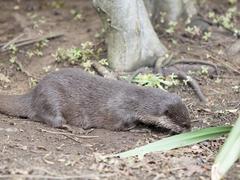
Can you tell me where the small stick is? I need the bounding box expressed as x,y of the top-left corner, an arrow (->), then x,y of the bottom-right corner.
1,33 -> 64,52
38,128 -> 98,139
63,134 -> 82,144
15,33 -> 64,47
1,33 -> 24,51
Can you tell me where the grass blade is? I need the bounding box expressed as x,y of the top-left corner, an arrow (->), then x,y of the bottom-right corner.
212,116 -> 240,180
114,126 -> 232,158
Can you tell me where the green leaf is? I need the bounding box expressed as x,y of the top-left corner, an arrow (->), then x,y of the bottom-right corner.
113,126 -> 232,158
212,116 -> 240,180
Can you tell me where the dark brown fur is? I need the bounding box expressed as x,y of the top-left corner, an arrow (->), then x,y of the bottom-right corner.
0,68 -> 191,133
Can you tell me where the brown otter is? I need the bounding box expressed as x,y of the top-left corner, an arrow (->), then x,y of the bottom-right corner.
0,68 -> 191,133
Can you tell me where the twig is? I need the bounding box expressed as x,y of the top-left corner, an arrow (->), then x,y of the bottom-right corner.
16,33 -> 63,47
38,128 -> 98,139
1,33 -> 24,51
43,152 -> 54,165
1,32 -> 64,52
63,134 -> 82,144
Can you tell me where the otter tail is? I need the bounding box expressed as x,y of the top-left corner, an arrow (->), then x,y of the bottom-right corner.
0,92 -> 32,118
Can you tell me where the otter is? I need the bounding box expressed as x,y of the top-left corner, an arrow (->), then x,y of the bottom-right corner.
0,68 -> 191,133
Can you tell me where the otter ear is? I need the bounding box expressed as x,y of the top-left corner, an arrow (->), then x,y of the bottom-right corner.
137,114 -> 184,133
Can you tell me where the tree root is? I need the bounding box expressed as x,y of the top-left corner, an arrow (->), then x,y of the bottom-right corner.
91,59 -> 212,103
167,59 -> 219,77
91,61 -> 118,80
161,67 -> 207,103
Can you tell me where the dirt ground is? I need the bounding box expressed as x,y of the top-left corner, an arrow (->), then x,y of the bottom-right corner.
0,0 -> 239,179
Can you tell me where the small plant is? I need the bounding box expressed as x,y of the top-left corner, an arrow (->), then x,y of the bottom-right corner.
200,66 -> 209,75
43,66 -> 51,73
202,31 -> 212,41
208,7 -> 240,37
8,44 -> 18,55
166,21 -> 177,34
49,0 -> 64,9
26,39 -> 48,59
185,26 -> 201,37
29,77 -> 38,88
53,41 -> 106,72
132,73 -> 179,90
187,66 -> 209,76
35,39 -> 49,49
99,58 -> 109,66
70,9 -> 82,20
159,12 -> 167,24
27,13 -> 46,29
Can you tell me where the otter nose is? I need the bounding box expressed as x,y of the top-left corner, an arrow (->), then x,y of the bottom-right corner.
180,124 -> 191,133
183,123 -> 191,130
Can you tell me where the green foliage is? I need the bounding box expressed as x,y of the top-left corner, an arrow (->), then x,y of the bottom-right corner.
132,73 -> 179,90
49,0 -> 64,9
113,126 -> 231,158
202,31 -> 212,41
28,77 -> 38,88
212,116 -> 240,180
70,9 -> 82,20
53,41 -> 108,72
208,7 -> 240,36
8,44 -> 18,55
187,66 -> 210,77
166,21 -> 177,34
27,13 -> 46,29
185,26 -> 201,36
26,39 -> 48,59
54,41 -> 95,63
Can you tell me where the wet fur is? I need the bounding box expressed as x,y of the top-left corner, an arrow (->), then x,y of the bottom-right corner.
0,68 -> 191,132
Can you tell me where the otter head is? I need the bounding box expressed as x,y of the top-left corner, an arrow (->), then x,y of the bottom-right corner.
162,95 -> 191,133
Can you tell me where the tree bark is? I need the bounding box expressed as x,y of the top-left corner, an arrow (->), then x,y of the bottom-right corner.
93,0 -> 168,72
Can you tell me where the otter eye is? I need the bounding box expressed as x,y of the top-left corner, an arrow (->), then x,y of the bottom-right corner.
164,109 -> 170,116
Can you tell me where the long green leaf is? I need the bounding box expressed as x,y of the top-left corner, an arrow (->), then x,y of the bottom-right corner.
114,126 -> 232,158
212,116 -> 240,180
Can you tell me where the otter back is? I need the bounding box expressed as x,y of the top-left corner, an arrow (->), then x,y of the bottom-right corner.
0,68 -> 191,133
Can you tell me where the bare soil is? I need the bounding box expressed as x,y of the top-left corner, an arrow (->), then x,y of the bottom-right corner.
0,0 -> 239,179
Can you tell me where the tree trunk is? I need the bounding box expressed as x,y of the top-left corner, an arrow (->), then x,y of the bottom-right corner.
144,0 -> 197,25
93,0 -> 168,72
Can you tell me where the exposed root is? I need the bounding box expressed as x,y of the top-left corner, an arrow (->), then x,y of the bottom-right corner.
91,59 -> 208,103
91,61 -> 118,80
161,66 -> 207,103
167,59 -> 219,76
